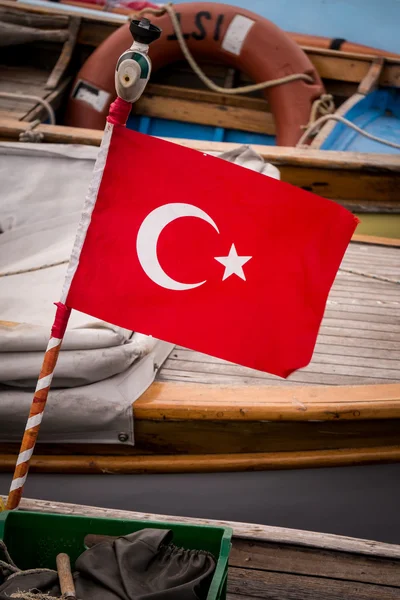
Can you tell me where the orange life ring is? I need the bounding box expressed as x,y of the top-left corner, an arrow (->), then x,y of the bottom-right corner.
65,3 -> 324,146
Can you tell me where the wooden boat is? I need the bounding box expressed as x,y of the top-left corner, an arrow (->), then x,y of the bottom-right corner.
0,0 -> 399,475
3,497 -> 400,600
0,142 -> 399,475
1,1 -> 400,209
2,0 -> 400,150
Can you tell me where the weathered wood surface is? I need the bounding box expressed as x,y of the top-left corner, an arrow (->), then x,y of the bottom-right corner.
303,46 -> 400,88
0,3 -> 69,28
143,83 -> 270,112
45,16 -> 80,90
23,77 -> 71,123
227,567 -> 400,599
0,3 -> 74,118
0,115 -> 397,169
0,66 -> 52,120
133,93 -> 276,135
132,81 -> 274,135
0,21 -> 68,47
0,0 -> 123,24
7,498 -> 400,597
357,57 -> 384,96
229,537 -> 400,586
13,498 -> 400,558
0,69 -> 71,125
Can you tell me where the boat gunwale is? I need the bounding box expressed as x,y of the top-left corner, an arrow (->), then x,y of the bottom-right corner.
134,382 -> 400,422
1,117 -> 400,172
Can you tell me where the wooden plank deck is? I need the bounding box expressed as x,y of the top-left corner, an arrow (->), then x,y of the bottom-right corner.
158,242 -> 400,387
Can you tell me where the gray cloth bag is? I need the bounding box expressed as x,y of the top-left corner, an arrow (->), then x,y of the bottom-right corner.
0,529 -> 216,600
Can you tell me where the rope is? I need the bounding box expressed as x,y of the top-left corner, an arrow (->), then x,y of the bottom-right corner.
302,93 -> 335,128
339,267 -> 399,285
297,113 -> 400,149
135,3 -> 315,94
10,592 -> 60,599
18,119 -> 44,143
0,260 -> 68,278
0,560 -> 19,574
19,130 -> 44,143
0,93 -> 55,125
0,541 -> 19,569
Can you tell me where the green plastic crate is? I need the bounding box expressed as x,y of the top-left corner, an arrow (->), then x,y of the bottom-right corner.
0,511 -> 232,600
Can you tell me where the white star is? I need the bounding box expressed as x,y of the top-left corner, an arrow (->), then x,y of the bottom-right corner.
214,244 -> 252,281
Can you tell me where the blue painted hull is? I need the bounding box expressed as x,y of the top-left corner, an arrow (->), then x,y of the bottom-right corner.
127,115 -> 275,145
18,0 -> 400,152
320,89 -> 400,154
127,90 -> 400,154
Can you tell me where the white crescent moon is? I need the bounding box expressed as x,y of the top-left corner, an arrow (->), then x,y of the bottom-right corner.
136,203 -> 219,290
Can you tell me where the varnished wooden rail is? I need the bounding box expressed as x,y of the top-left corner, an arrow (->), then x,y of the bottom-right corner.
135,382 -> 400,422
0,445 -> 399,474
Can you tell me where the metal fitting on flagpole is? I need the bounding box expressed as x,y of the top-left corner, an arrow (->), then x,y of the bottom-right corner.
115,17 -> 162,103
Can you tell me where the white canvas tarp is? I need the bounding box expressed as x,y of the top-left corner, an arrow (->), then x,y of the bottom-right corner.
0,142 -> 174,445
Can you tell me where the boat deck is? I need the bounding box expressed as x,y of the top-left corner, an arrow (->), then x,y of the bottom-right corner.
158,241 -> 400,387
1,240 -> 398,473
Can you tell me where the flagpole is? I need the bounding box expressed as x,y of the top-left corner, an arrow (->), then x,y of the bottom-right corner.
5,303 -> 71,510
4,17 -> 162,511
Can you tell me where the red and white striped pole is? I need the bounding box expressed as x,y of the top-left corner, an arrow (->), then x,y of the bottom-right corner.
5,303 -> 71,510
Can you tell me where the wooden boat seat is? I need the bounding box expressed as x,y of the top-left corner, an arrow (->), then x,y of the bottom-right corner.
0,5 -> 80,123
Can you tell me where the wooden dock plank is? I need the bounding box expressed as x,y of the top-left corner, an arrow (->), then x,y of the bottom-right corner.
15,498 -> 400,597
229,539 -> 400,587
228,566 -> 400,599
17,497 -> 400,557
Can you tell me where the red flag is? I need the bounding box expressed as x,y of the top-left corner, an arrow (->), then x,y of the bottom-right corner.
63,123 -> 358,378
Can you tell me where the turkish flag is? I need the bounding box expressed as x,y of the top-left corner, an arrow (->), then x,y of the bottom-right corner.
65,124 -> 358,378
